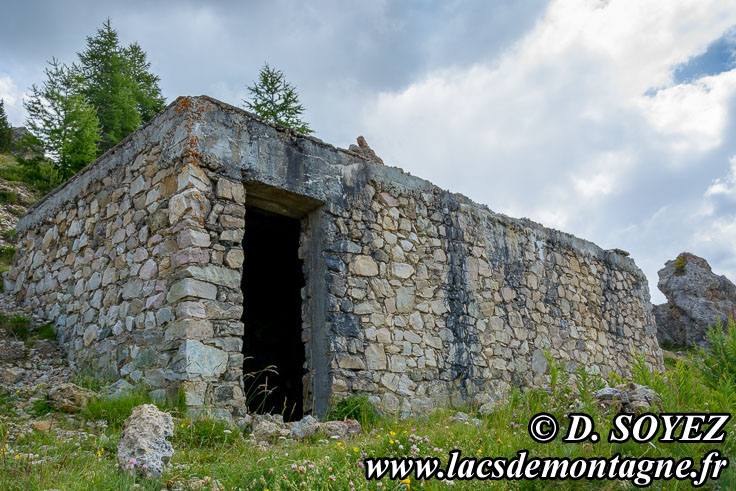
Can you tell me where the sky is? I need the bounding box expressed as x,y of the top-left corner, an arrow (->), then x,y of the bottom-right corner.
2,0 -> 736,303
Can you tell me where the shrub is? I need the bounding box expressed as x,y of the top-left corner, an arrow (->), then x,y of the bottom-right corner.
674,254 -> 687,275
697,317 -> 736,389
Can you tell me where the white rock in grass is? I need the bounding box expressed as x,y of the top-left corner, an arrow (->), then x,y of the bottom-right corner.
117,404 -> 174,477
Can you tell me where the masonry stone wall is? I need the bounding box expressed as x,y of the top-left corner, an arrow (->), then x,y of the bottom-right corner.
7,96 -> 663,419
319,182 -> 662,414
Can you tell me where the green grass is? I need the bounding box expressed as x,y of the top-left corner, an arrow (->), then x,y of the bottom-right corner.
325,394 -> 380,429
0,313 -> 31,341
0,245 -> 15,265
0,190 -> 17,204
0,314 -> 56,347
81,385 -> 185,431
30,399 -> 54,417
2,323 -> 736,489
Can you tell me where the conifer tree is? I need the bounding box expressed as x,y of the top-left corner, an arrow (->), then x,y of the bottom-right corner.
24,58 -> 100,179
243,63 -> 313,135
0,99 -> 12,152
77,19 -> 165,153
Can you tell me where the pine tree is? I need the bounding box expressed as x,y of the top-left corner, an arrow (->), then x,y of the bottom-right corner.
243,63 -> 313,135
24,58 -> 100,179
0,99 -> 12,152
125,42 -> 166,122
77,19 -> 165,154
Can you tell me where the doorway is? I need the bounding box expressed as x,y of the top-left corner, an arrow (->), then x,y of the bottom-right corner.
241,206 -> 306,420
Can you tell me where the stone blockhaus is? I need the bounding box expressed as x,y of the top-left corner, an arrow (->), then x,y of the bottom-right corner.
5,96 -> 663,419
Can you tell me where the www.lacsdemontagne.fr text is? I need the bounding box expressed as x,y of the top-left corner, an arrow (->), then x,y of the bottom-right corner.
364,449 -> 728,487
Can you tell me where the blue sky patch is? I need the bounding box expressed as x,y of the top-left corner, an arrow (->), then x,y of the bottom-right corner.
673,26 -> 736,83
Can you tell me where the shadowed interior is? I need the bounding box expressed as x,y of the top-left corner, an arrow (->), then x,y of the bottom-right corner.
241,206 -> 306,420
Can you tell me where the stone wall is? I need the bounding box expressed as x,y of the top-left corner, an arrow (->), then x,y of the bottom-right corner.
7,96 -> 663,418
320,182 -> 662,414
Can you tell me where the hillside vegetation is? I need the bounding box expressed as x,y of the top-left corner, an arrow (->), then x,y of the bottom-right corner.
0,152 -> 43,282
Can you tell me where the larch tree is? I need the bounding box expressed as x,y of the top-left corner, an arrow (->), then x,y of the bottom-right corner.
24,58 -> 100,179
243,63 -> 313,135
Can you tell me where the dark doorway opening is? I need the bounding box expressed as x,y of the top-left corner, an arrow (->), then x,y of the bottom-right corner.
242,207 -> 306,420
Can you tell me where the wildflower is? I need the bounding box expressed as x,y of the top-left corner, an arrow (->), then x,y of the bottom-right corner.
308,464 -> 315,470
358,462 -> 364,468
390,431 -> 396,436
424,437 -> 429,444
353,447 -> 359,452
268,468 -> 274,474
377,434 -> 381,438
181,423 -> 185,428
15,454 -> 19,459
477,449 -> 482,454
399,477 -> 411,488
362,453 -> 367,458
298,465 -> 306,473
377,483 -> 383,487
389,439 -> 394,444
291,464 -> 298,470
329,475 -> 336,482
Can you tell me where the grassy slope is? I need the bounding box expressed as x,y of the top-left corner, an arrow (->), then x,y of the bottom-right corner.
1,342 -> 735,490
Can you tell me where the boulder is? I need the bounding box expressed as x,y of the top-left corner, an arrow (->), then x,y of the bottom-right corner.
654,253 -> 736,347
117,404 -> 174,477
0,340 -> 26,363
252,420 -> 282,442
1,366 -> 25,384
47,383 -> 96,413
594,383 -> 658,413
290,415 -> 321,440
320,419 -> 362,438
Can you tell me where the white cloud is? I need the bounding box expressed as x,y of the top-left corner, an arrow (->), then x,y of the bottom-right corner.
637,70 -> 736,153
705,155 -> 736,198
361,0 -> 736,301
0,74 -> 26,125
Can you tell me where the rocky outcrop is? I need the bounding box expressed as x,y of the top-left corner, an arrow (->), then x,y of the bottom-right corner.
654,253 -> 736,347
117,404 -> 174,477
47,383 -> 96,413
